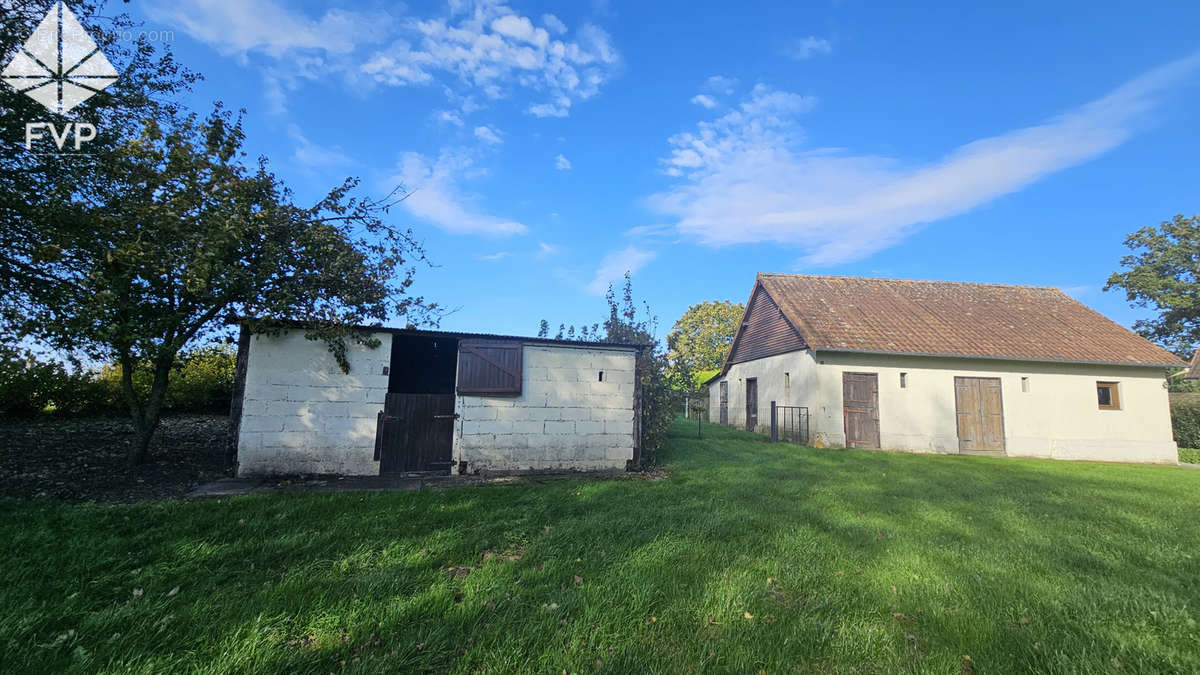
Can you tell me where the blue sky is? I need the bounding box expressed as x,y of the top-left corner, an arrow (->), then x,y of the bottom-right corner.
127,0 -> 1200,339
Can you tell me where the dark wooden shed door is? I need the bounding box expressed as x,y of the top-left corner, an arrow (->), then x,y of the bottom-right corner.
375,393 -> 456,473
719,381 -> 728,425
954,377 -> 1005,453
842,372 -> 880,449
745,378 -> 758,431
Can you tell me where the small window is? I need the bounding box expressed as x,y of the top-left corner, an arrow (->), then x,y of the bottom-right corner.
1021,377 -> 1029,393
598,371 -> 604,382
784,373 -> 790,388
899,372 -> 908,389
1097,382 -> 1120,410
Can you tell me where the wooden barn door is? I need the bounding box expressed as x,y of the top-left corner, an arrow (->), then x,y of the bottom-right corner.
954,377 -> 1005,453
375,393 -> 456,473
745,378 -> 758,431
719,381 -> 728,425
842,372 -> 880,449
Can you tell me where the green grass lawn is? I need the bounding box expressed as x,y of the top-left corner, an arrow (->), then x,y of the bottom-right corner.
4,419 -> 1199,673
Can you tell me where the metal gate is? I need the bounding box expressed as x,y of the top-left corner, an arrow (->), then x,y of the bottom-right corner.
770,402 -> 810,445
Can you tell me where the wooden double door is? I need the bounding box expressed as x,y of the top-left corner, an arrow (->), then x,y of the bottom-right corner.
374,393 -> 456,474
839,372 -> 1005,453
954,377 -> 1005,453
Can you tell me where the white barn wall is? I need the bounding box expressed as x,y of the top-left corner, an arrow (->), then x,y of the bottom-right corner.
711,349 -> 1176,464
814,352 -> 1176,463
709,351 -> 820,433
454,344 -> 636,473
237,331 -> 391,476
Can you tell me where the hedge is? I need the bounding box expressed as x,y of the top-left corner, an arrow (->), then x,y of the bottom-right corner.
1171,400 -> 1200,451
0,345 -> 234,418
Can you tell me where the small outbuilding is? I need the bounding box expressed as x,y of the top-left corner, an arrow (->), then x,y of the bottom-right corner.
707,274 -> 1186,464
231,326 -> 641,476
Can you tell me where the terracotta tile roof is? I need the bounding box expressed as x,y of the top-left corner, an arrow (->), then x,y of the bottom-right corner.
757,273 -> 1185,367
1186,347 -> 1200,378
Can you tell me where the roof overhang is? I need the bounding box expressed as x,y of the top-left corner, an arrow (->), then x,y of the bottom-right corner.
812,347 -> 1185,369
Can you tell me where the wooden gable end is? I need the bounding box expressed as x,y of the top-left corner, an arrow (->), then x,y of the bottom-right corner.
727,284 -> 807,365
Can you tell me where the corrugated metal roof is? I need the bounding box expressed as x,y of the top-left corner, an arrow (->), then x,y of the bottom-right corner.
750,273 -> 1184,367
238,319 -> 643,351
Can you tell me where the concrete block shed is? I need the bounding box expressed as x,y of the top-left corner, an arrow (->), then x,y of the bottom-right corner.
231,326 -> 642,477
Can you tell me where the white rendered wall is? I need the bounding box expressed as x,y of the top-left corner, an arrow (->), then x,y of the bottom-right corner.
454,344 -> 637,473
236,331 -> 390,476
708,350 -> 820,434
711,350 -> 1176,464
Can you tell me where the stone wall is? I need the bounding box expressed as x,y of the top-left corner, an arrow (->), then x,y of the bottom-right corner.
236,331 -> 390,476
454,344 -> 637,473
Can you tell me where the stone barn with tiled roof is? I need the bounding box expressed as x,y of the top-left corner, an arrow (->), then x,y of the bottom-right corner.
707,274 -> 1185,464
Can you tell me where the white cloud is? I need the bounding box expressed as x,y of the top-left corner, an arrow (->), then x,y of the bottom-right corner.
536,242 -> 564,258
474,125 -> 503,144
391,149 -> 528,236
363,5 -> 620,119
702,75 -> 738,95
554,154 -> 572,170
287,124 -> 352,168
650,53 -> 1200,265
691,94 -> 717,109
145,0 -> 391,56
660,84 -> 816,177
625,224 -> 676,240
479,251 -> 510,261
542,13 -> 567,35
436,110 -> 464,126
151,0 -> 620,119
585,246 -> 657,295
785,36 -> 832,60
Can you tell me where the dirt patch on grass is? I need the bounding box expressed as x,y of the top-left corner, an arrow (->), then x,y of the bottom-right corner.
0,414 -> 232,503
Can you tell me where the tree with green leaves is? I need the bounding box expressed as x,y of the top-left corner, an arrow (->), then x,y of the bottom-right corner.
7,105 -> 436,465
1105,214 -> 1200,358
665,299 -> 744,389
2,0 -> 198,302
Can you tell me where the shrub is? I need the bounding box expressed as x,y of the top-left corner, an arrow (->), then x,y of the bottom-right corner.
1170,401 -> 1200,450
97,345 -> 235,414
0,350 -> 63,417
1180,448 -> 1200,464
0,344 -> 235,419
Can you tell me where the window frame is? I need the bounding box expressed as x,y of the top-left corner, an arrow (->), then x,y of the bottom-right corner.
1096,381 -> 1121,410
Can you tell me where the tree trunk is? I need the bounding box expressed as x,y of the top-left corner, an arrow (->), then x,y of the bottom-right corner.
121,355 -> 174,467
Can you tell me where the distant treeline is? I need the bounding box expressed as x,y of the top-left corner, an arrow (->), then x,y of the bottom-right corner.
0,345 -> 234,418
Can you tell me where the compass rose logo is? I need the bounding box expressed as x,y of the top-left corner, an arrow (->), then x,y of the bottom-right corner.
1,2 -> 119,115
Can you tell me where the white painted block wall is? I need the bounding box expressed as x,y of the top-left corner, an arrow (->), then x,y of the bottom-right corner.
237,331 -> 390,476
454,344 -> 637,473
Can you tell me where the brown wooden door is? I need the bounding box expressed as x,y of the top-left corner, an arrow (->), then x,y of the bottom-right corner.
842,372 -> 880,449
375,393 -> 456,473
745,378 -> 758,431
719,381 -> 728,425
954,377 -> 1005,452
